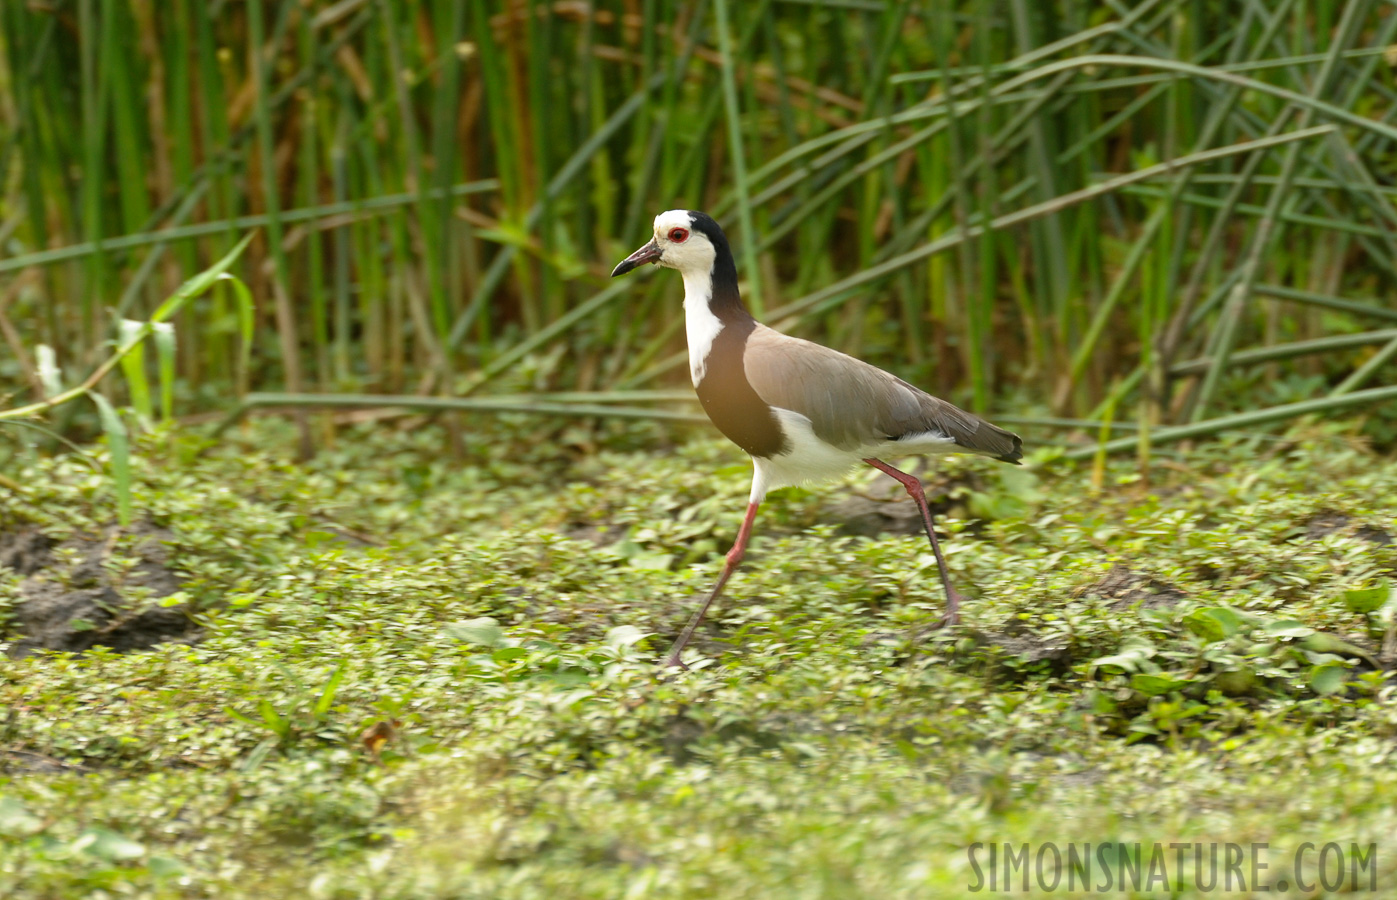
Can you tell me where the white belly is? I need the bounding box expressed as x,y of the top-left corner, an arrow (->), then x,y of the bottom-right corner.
749,407 -> 958,502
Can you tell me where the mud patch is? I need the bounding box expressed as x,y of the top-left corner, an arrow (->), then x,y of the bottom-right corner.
825,469 -> 971,538
661,708 -> 830,765
0,529 -> 55,575
560,521 -> 619,547
1301,510 -> 1393,546
1077,564 -> 1187,611
0,749 -> 93,776
966,621 -> 1074,680
2,523 -> 197,659
643,592 -> 738,661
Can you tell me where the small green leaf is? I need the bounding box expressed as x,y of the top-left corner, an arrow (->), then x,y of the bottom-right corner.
153,232 -> 256,323
628,550 -> 674,571
1131,673 -> 1191,696
0,796 -> 43,837
242,736 -> 276,773
218,273 -> 257,391
153,321 -> 176,421
1183,606 -> 1243,642
90,392 -> 132,526
1264,620 -> 1315,639
36,344 -> 63,396
81,827 -> 145,861
1299,632 -> 1378,666
605,625 -> 652,650
553,689 -> 594,709
313,663 -> 347,718
1308,664 -> 1348,696
224,706 -> 262,728
1214,668 -> 1257,696
158,591 -> 188,608
149,856 -> 186,878
1342,581 -> 1391,614
446,617 -> 505,648
118,319 -> 154,421
1090,640 -> 1156,674
258,699 -> 288,737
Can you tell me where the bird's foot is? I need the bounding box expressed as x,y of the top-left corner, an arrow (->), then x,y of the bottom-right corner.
933,586 -> 967,628
660,653 -> 691,672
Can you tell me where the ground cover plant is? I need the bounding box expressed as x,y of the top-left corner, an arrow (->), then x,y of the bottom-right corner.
1,416 -> 1395,897
5,1 -> 1397,897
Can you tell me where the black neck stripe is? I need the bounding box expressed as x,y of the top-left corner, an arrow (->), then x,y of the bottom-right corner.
686,213 -> 786,458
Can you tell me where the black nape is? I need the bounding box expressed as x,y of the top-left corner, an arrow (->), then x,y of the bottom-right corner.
686,212 -> 751,325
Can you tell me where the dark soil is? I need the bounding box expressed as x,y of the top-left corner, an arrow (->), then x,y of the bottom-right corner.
0,748 -> 93,775
1,522 -> 198,658
824,468 -> 971,538
968,620 -> 1074,681
1301,510 -> 1393,546
0,528 -> 55,576
1078,563 -> 1188,611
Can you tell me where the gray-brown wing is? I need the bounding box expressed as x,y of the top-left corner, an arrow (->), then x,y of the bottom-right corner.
742,325 -> 1023,462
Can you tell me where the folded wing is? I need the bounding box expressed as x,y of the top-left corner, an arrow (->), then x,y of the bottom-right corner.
742,325 -> 1022,463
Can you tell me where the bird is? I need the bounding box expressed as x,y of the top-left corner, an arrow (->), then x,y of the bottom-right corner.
612,210 -> 1023,668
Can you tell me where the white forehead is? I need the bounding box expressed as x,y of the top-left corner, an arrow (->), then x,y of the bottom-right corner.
653,210 -> 695,234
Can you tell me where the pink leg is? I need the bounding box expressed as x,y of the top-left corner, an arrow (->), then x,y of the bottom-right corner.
864,458 -> 965,626
663,500 -> 761,668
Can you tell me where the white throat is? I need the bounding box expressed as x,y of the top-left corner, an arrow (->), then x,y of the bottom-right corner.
682,266 -> 723,385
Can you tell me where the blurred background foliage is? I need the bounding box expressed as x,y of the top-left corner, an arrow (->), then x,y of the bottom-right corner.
3,0 -> 1397,450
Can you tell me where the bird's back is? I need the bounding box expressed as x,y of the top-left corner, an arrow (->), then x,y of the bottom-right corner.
742,325 -> 1022,463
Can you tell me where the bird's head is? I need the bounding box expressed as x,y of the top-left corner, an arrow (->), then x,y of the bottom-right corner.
611,209 -> 723,279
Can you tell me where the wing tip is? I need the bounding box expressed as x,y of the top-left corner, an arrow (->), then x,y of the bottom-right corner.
994,433 -> 1024,465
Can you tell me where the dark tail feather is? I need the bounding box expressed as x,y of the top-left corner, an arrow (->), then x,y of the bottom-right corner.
904,384 -> 1024,464
973,420 -> 1024,465
996,431 -> 1024,465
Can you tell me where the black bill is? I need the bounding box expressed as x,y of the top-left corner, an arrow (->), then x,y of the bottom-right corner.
611,239 -> 663,277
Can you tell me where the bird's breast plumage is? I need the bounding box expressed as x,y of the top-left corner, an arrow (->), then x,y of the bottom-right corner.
692,321 -> 789,460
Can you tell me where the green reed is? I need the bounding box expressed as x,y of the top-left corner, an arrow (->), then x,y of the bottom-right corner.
2,0 -> 1396,454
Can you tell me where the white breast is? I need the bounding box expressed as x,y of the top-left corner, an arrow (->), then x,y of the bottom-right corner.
749,407 -> 865,502
747,409 -> 960,503
682,270 -> 723,385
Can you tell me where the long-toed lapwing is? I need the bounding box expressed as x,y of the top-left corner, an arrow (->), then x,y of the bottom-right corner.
613,210 -> 1023,668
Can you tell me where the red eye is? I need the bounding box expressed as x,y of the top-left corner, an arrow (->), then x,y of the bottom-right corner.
668,227 -> 689,243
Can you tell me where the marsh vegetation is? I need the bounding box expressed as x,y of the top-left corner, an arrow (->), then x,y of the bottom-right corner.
2,1 -> 1397,896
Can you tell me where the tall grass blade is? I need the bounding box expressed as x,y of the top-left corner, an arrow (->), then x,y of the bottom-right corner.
91,391 -> 132,526
118,318 -> 154,421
